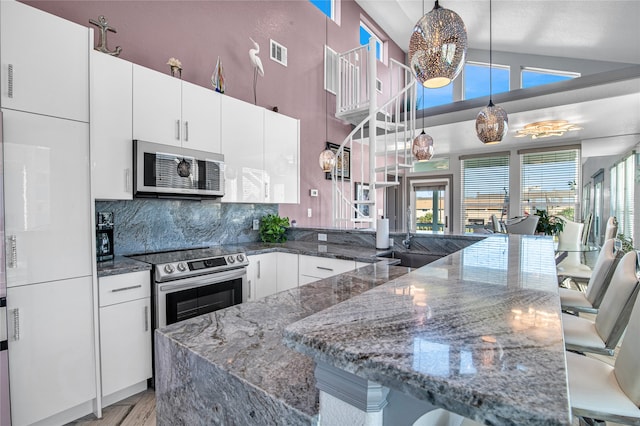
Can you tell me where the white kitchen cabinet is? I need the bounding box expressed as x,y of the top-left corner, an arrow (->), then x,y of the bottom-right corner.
99,271 -> 151,400
247,253 -> 278,300
0,0 -> 89,122
298,255 -> 358,285
3,109 -> 92,287
132,64 -> 221,152
91,51 -> 134,200
221,95 -> 266,203
264,110 -> 299,204
7,276 -> 96,426
276,252 -> 299,292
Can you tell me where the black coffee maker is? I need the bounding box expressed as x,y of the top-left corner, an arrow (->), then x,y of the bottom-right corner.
96,211 -> 114,262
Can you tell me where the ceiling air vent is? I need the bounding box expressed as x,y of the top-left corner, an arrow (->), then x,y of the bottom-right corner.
270,39 -> 287,67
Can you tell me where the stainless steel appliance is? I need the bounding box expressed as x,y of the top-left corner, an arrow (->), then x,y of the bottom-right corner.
134,140 -> 225,199
96,211 -> 114,262
0,111 -> 11,425
128,248 -> 249,329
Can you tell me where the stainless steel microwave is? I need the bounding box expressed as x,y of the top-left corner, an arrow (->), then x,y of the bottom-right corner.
134,140 -> 225,199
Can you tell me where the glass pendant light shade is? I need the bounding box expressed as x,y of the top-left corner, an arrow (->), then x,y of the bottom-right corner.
412,130 -> 434,161
476,101 -> 508,145
408,1 -> 468,89
318,149 -> 336,172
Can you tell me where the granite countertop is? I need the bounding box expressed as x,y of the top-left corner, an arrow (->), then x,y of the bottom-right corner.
283,235 -> 571,425
96,255 -> 151,277
154,261 -> 411,424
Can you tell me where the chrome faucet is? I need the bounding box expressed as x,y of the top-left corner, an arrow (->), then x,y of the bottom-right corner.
402,207 -> 412,249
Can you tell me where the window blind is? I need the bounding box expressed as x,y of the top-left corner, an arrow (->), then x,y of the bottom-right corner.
610,153 -> 635,240
520,148 -> 580,219
460,154 -> 509,231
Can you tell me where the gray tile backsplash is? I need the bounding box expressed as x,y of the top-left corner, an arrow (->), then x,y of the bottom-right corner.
96,199 -> 277,255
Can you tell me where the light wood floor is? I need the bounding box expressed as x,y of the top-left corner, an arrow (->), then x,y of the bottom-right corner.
65,389 -> 155,426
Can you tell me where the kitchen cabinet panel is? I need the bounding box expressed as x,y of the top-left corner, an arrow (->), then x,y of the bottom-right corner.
221,96 -> 266,203
7,277 -> 96,426
181,80 -> 222,153
132,64 -> 182,147
0,1 -> 89,122
247,253 -> 277,300
99,270 -> 150,307
299,255 -> 357,284
276,252 -> 299,292
3,109 -> 92,287
91,51 -> 133,200
264,110 -> 299,204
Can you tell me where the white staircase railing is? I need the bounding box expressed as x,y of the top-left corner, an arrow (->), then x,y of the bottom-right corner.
331,38 -> 417,229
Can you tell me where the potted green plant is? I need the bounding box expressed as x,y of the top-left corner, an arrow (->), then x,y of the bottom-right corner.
258,214 -> 290,243
534,209 -> 565,236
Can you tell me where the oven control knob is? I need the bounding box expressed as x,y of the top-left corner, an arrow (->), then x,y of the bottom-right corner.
236,254 -> 245,262
164,264 -> 175,274
177,262 -> 187,272
227,255 -> 235,264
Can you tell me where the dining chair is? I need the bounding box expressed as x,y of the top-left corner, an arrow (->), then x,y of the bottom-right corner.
560,238 -> 624,314
557,218 -> 589,277
504,215 -> 539,235
562,250 -> 640,356
490,214 -> 504,233
581,212 -> 593,246
567,275 -> 640,425
604,216 -> 619,242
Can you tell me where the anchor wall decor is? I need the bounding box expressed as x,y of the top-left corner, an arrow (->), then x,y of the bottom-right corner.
89,15 -> 122,56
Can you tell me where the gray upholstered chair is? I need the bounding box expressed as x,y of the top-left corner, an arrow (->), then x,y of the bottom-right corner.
560,239 -> 624,314
490,214 -> 504,233
504,215 -> 539,235
567,277 -> 640,424
563,250 -> 640,356
604,216 -> 619,242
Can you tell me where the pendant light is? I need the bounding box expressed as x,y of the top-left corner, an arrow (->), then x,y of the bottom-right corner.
319,17 -> 336,172
408,0 -> 468,89
475,0 -> 508,145
412,88 -> 434,161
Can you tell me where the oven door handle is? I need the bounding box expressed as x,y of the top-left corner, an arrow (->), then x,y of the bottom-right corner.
158,267 -> 246,292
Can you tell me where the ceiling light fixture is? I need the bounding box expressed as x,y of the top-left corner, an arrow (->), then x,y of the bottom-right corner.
408,0 -> 468,89
514,120 -> 582,140
412,89 -> 434,161
475,0 -> 508,145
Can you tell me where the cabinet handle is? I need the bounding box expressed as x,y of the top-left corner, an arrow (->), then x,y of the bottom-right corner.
144,305 -> 149,332
184,121 -> 189,141
125,168 -> 132,193
264,182 -> 269,199
316,266 -> 334,272
257,260 -> 261,279
247,280 -> 252,299
111,284 -> 142,293
12,308 -> 20,341
7,64 -> 14,98
176,119 -> 181,140
8,236 -> 17,268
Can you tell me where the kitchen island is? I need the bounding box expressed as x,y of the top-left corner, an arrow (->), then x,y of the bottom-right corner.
155,234 -> 570,425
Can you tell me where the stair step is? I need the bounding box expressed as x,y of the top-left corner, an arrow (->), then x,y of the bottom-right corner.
374,120 -> 405,131
373,182 -> 400,188
352,217 -> 374,223
374,164 -> 412,172
354,200 -> 375,204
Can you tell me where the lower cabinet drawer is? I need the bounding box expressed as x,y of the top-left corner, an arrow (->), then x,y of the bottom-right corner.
99,270 -> 150,307
298,255 -> 356,279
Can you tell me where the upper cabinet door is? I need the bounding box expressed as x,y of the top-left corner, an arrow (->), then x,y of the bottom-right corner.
264,110 -> 300,204
0,1 -> 89,122
3,109 -> 92,287
91,51 -> 133,200
181,81 -> 222,153
132,64 -> 182,147
220,96 -> 265,203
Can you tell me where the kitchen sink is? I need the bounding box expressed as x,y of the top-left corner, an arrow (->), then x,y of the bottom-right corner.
381,251 -> 441,268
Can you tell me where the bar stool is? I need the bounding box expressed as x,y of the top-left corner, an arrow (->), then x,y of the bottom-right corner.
563,250 -> 640,356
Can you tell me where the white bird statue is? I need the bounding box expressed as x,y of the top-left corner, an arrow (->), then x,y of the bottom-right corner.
249,37 -> 264,104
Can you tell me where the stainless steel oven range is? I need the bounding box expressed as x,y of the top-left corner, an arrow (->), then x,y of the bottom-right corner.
128,248 -> 249,330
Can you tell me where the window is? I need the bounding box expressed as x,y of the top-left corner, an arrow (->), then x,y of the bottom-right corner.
413,156 -> 449,172
417,85 -> 453,109
521,67 -> 580,89
610,152 -> 636,242
463,62 -> 510,100
460,153 -> 510,232
359,22 -> 383,61
519,147 -> 580,220
270,39 -> 287,67
324,45 -> 338,94
309,0 -> 334,20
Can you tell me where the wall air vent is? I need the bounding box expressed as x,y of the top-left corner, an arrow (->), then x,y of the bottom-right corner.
270,39 -> 287,67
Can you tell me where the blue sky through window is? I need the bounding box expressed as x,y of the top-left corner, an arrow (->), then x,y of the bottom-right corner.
417,85 -> 453,109
522,70 -> 576,88
309,0 -> 332,19
359,25 -> 382,60
464,63 -> 509,100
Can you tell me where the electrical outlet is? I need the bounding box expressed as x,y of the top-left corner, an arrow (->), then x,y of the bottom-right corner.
252,219 -> 260,230
307,208 -> 312,218
310,189 -> 318,197
318,233 -> 327,242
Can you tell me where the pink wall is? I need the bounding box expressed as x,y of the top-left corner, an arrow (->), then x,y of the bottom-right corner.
24,0 -> 406,227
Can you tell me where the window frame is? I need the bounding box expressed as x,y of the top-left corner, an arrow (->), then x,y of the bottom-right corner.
609,151 -> 636,241
309,0 -> 336,21
359,21 -> 384,63
462,61 -> 510,101
520,66 -> 580,89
